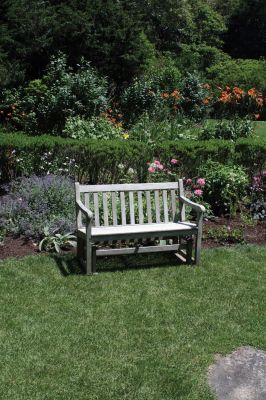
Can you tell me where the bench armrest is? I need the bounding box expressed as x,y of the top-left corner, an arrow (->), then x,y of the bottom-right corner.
76,200 -> 93,222
179,195 -> 206,214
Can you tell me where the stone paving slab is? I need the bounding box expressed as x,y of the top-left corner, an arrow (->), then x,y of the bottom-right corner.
208,346 -> 266,400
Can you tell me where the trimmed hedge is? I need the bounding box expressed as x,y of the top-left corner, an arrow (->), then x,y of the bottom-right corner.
0,132 -> 265,183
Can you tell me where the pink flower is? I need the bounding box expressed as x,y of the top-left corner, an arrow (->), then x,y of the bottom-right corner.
186,178 -> 192,185
194,189 -> 203,197
148,167 -> 155,173
154,160 -> 161,166
170,158 -> 178,165
158,164 -> 164,170
197,178 -> 206,187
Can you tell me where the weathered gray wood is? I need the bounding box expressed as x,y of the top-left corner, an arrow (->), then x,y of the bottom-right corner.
178,179 -> 185,222
84,193 -> 90,209
170,190 -> 177,221
78,222 -> 197,241
93,193 -> 100,226
154,190 -> 160,223
120,191 -> 126,225
79,182 -> 179,193
96,244 -> 180,256
75,183 -> 82,229
138,191 -> 144,224
163,190 -> 169,223
146,191 -> 152,223
111,192 -> 118,225
195,214 -> 204,264
129,191 -> 135,224
102,192 -> 109,226
74,180 -> 205,271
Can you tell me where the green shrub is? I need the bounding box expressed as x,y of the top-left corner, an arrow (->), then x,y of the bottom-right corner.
200,119 -> 254,141
207,59 -> 266,94
0,131 -> 264,187
129,113 -> 196,143
176,44 -> 230,73
0,53 -> 109,135
200,161 -> 249,215
63,116 -> 123,140
180,72 -> 211,121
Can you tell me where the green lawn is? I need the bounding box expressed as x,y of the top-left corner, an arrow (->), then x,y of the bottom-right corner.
255,121 -> 266,137
1,246 -> 266,399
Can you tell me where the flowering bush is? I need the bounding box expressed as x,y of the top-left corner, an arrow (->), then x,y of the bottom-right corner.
213,85 -> 265,119
63,116 -> 123,140
0,53 -> 109,135
183,177 -> 213,217
0,175 -> 75,239
200,161 -> 249,215
147,158 -> 181,182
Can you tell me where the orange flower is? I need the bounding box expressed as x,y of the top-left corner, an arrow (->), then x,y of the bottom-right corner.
254,114 -> 260,120
203,97 -> 211,104
163,92 -> 169,98
233,87 -> 244,96
219,91 -> 231,103
248,88 -> 257,97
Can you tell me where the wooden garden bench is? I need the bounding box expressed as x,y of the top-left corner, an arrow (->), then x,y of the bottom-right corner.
75,180 -> 205,274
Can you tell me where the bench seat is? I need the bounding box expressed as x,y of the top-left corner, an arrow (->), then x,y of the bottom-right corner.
77,222 -> 197,241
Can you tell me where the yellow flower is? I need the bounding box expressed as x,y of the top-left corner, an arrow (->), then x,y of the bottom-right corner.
122,133 -> 129,140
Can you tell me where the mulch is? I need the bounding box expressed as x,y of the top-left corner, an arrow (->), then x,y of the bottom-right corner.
0,217 -> 265,261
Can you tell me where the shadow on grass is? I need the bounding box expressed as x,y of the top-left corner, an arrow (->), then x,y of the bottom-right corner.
52,252 -> 184,276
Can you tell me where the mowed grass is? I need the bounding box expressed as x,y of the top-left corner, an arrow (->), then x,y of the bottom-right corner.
255,121 -> 266,137
0,246 -> 266,400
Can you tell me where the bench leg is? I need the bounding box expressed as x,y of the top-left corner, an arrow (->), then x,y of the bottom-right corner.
195,233 -> 202,265
85,240 -> 97,275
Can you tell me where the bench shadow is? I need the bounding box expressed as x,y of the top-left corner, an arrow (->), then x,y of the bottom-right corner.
52,252 -> 184,276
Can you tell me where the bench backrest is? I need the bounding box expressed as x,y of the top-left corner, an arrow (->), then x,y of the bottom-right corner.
75,181 -> 185,227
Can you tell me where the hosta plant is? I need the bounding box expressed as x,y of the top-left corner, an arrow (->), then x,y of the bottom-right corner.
39,227 -> 77,253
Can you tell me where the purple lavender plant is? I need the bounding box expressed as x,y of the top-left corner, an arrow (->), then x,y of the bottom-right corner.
0,175 -> 75,239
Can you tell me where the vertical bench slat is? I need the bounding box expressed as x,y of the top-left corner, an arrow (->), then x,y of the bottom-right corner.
178,178 -> 185,222
155,190 -> 160,223
111,192 -> 118,225
146,191 -> 152,223
138,191 -> 144,224
120,192 -> 126,225
102,192 -> 109,226
171,190 -> 177,221
129,191 -> 135,224
163,190 -> 169,223
84,193 -> 90,209
93,192 -> 100,226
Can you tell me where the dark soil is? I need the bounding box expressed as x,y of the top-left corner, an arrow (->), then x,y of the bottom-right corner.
0,217 -> 265,261
0,237 -> 38,260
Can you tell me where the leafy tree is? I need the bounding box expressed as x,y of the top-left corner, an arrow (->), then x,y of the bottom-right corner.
224,0 -> 266,59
